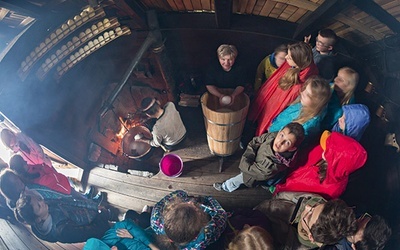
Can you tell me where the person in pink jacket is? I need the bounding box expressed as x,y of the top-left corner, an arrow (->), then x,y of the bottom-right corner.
1,129 -> 52,167
274,131 -> 367,199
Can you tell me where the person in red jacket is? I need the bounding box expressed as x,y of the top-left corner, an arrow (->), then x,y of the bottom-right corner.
248,41 -> 319,136
10,155 -> 71,194
274,131 -> 367,199
9,155 -> 103,203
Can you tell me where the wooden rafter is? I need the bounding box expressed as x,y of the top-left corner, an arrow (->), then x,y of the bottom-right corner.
334,13 -> 384,40
0,0 -> 40,18
293,0 -> 355,40
114,0 -> 147,29
353,0 -> 400,34
274,0 -> 319,11
214,0 -> 232,29
0,8 -> 9,21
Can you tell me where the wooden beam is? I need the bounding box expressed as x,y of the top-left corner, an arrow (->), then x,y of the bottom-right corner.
114,0 -> 147,29
0,0 -> 41,18
353,0 -> 400,34
293,0 -> 355,40
274,0 -> 319,11
0,8 -> 9,21
214,0 -> 232,29
334,13 -> 385,40
157,12 -> 297,39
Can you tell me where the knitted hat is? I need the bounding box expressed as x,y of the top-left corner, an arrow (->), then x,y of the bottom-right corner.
320,130 -> 331,151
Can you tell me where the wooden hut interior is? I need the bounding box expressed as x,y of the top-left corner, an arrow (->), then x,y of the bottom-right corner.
0,0 -> 399,249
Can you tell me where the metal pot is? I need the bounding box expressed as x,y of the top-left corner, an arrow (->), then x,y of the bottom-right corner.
121,126 -> 152,159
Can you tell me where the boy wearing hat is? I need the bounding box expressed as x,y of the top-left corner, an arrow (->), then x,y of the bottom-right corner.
214,122 -> 305,192
140,97 -> 186,151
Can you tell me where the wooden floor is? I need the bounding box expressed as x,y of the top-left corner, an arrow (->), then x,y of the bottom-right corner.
87,105 -> 272,218
0,105 -> 271,249
0,219 -> 85,250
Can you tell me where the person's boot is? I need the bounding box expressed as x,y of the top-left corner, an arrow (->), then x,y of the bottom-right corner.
92,191 -> 104,205
83,186 -> 95,199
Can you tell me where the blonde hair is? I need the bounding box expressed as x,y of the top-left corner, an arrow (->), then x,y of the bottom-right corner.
337,67 -> 359,105
228,226 -> 274,250
0,129 -> 15,148
217,44 -> 238,59
279,42 -> 313,90
294,75 -> 331,124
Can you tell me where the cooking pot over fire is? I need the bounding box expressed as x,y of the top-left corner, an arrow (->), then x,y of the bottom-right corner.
122,126 -> 152,159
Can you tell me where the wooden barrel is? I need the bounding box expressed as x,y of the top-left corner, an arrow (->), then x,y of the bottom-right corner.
201,90 -> 249,156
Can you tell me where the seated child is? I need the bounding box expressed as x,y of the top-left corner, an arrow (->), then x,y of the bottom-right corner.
249,41 -> 318,136
150,190 -> 227,249
14,191 -> 110,243
84,212 -> 159,250
274,130 -> 367,200
228,225 -> 274,250
1,128 -> 53,167
9,155 -> 71,194
209,208 -> 272,249
304,29 -> 338,82
254,44 -> 287,91
332,104 -> 370,141
141,97 -> 186,150
322,67 -> 359,130
9,155 -> 103,202
268,75 -> 331,139
0,169 -> 77,209
213,122 -> 305,192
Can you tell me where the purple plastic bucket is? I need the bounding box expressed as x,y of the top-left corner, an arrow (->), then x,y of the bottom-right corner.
159,154 -> 183,177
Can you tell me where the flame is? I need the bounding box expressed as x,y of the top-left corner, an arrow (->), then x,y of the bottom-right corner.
115,116 -> 142,140
115,117 -> 128,139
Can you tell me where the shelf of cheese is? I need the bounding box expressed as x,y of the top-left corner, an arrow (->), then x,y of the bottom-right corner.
53,26 -> 131,79
18,6 -> 105,80
36,18 -> 120,79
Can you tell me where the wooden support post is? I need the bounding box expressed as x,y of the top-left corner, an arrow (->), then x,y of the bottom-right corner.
219,156 -> 224,173
152,44 -> 177,102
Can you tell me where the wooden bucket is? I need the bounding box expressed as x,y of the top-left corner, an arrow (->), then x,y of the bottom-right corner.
201,90 -> 249,156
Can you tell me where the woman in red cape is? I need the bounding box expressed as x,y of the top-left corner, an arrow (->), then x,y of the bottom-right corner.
274,131 -> 367,200
249,42 -> 318,136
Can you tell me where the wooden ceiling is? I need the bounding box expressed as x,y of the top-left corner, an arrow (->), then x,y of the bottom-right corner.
1,0 -> 400,48
129,0 -> 400,46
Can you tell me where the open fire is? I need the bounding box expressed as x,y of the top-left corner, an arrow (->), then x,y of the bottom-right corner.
115,113 -> 144,140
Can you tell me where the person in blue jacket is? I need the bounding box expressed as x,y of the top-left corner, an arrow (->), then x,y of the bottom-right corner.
269,75 -> 331,140
332,104 -> 370,141
84,214 -> 159,250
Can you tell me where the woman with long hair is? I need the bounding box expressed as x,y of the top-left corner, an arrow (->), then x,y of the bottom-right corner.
269,76 -> 331,139
249,42 -> 318,136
